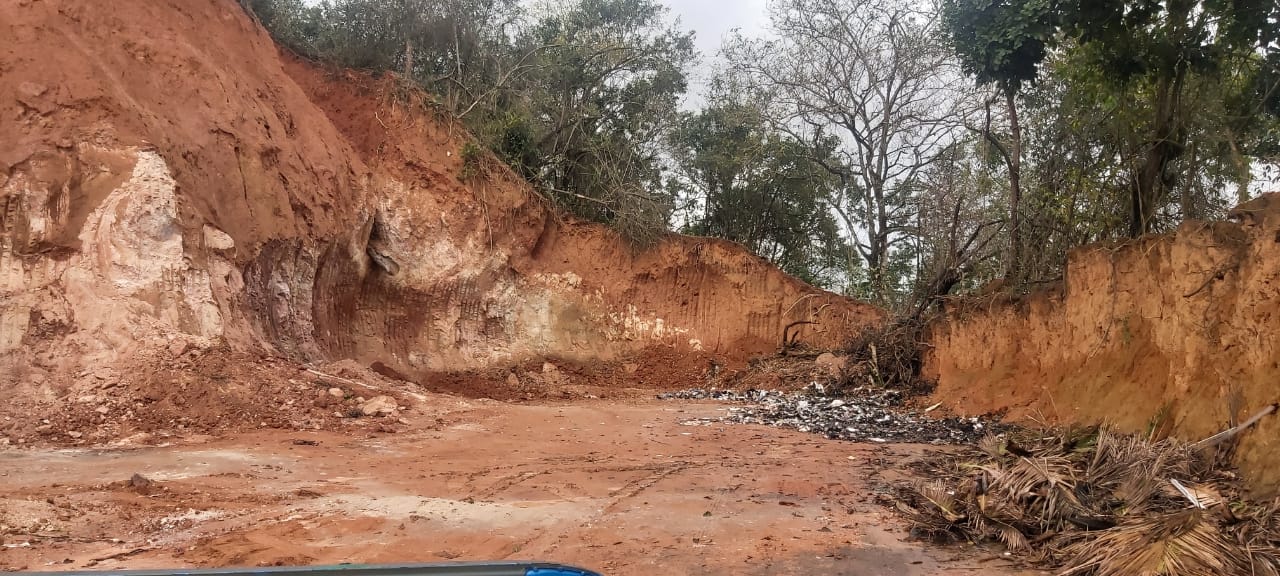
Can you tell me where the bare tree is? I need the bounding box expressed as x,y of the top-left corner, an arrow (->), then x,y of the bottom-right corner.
910,139 -> 1005,318
723,0 -> 972,303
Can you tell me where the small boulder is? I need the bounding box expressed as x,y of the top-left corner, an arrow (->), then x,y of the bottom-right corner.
314,389 -> 337,408
359,395 -> 398,417
168,339 -> 193,358
814,353 -> 848,378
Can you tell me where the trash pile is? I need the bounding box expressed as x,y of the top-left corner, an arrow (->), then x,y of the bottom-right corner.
893,426 -> 1280,576
658,387 -> 998,444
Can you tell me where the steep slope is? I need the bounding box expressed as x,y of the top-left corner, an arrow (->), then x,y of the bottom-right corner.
925,194 -> 1280,492
281,64 -> 881,373
0,0 -> 880,440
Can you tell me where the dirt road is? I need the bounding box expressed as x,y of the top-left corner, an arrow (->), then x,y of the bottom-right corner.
0,398 -> 1027,575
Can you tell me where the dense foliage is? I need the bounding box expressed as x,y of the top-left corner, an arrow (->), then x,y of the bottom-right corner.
244,0 -> 1279,307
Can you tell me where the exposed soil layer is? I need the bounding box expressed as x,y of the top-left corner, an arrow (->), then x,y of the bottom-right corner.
0,397 -> 1030,576
0,0 -> 880,441
925,193 -> 1280,493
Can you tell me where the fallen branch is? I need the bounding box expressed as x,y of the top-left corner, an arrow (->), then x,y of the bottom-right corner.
1193,403 -> 1277,450
86,547 -> 150,565
305,368 -> 379,391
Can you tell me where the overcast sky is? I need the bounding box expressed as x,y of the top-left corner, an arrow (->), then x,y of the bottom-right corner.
663,0 -> 768,58
660,0 -> 770,105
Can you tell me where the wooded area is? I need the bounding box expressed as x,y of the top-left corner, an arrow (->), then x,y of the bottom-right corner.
243,0 -> 1280,311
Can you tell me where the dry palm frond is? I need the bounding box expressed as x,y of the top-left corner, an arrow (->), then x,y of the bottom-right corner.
996,455 -> 1084,529
970,513 -> 1031,552
896,480 -> 971,541
915,479 -> 967,523
1113,454 -> 1170,513
977,434 -> 1006,459
893,427 -> 1280,574
1248,550 -> 1280,576
1061,510 -> 1249,576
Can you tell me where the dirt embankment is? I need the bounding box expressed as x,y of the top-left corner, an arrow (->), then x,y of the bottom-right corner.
925,194 -> 1280,493
0,0 -> 880,442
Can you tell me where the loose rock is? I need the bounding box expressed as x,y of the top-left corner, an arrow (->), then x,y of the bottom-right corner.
359,395 -> 397,417
814,353 -> 847,378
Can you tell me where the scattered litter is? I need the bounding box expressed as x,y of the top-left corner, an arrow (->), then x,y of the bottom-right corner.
658,388 -> 999,444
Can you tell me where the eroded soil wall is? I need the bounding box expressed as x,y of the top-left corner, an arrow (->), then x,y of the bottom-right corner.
0,0 -> 881,432
925,195 -> 1280,492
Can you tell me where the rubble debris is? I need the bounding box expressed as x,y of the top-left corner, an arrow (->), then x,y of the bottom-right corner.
892,428 -> 1280,575
659,388 -> 997,444
125,473 -> 161,495
359,395 -> 398,417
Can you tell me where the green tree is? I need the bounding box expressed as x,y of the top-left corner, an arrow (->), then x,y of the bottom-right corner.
667,98 -> 855,288
942,0 -> 1057,280
246,0 -> 696,244
1057,0 -> 1280,235
510,0 -> 696,243
910,138 -> 1007,316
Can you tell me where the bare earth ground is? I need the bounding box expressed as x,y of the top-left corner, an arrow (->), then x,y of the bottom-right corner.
0,397 -> 1034,575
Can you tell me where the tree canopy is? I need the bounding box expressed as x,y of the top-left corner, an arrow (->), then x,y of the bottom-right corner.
245,0 -> 1280,311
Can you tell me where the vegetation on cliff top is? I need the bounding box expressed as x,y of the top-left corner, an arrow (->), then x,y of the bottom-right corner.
243,0 -> 1279,311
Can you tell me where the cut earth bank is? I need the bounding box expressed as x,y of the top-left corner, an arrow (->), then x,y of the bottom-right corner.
0,0 -> 880,444
926,193 -> 1280,494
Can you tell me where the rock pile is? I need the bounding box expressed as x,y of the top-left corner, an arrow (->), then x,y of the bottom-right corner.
659,388 -> 998,444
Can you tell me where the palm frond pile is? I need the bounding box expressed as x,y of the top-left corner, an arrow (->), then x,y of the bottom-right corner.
894,428 -> 1280,575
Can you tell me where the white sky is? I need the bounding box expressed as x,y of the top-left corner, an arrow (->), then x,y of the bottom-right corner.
662,0 -> 770,106
663,0 -> 769,57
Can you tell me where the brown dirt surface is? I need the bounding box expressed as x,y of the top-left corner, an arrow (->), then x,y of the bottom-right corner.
0,397 -> 1034,576
925,195 -> 1280,494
